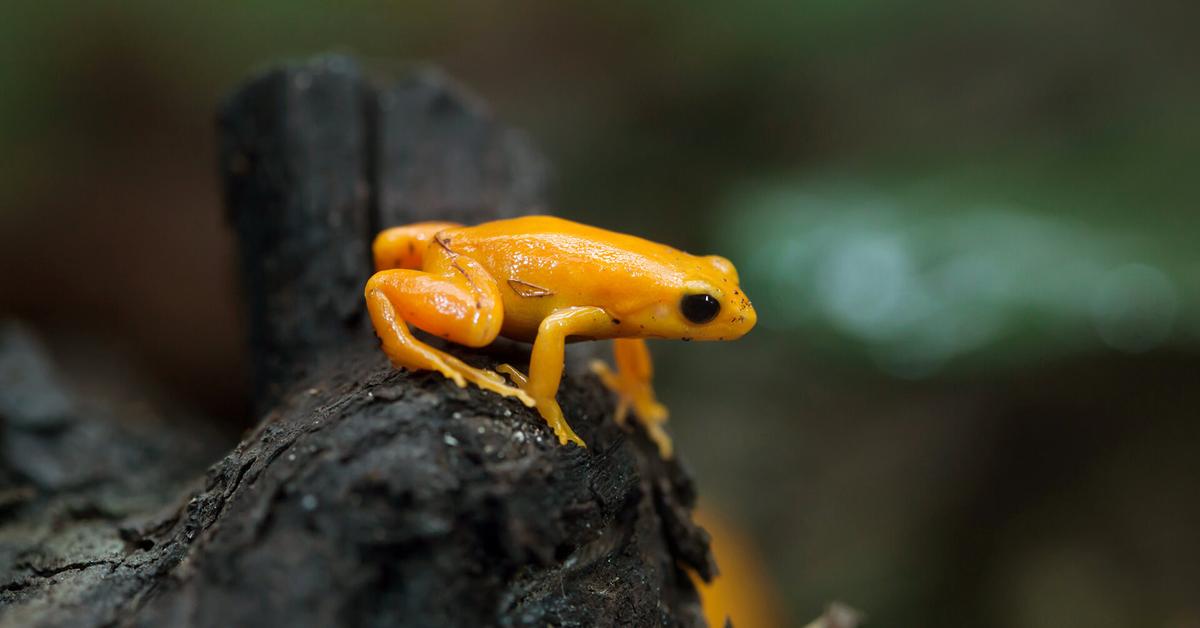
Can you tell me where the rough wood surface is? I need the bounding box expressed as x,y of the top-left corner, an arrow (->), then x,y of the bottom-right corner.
222,55 -> 374,411
0,55 -> 713,627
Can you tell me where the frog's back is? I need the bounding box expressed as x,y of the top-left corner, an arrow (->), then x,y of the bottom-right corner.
444,215 -> 692,340
451,215 -> 687,274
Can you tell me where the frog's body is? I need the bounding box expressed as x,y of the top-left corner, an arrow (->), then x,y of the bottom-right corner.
364,215 -> 756,456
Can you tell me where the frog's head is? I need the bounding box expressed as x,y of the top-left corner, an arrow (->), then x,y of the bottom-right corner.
632,254 -> 757,342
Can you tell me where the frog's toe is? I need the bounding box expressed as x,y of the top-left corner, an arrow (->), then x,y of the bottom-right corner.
427,355 -> 534,406
634,399 -> 669,424
488,380 -> 535,407
552,420 -> 586,448
496,363 -> 530,389
474,368 -> 506,386
421,358 -> 466,388
560,429 -> 586,448
534,398 -> 587,448
589,359 -> 621,391
613,400 -> 630,428
463,367 -> 535,407
646,424 -> 673,459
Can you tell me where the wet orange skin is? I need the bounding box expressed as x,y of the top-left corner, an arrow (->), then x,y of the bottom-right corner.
365,215 -> 756,455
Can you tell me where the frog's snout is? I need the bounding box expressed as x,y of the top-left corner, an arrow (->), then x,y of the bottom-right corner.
735,298 -> 757,337
719,291 -> 756,340
740,299 -> 757,334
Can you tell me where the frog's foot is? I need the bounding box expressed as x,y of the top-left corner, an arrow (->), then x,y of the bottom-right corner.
642,420 -> 674,459
366,286 -> 533,407
589,357 -> 672,458
588,359 -> 669,424
496,363 -> 586,448
435,353 -> 535,407
588,360 -> 631,427
535,396 -> 586,448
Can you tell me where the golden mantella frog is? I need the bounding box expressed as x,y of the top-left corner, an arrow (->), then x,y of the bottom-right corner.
364,215 -> 756,457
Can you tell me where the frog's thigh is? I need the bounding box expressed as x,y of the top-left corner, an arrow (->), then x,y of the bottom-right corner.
369,254 -> 503,348
364,266 -> 533,406
524,306 -> 616,447
372,222 -> 461,271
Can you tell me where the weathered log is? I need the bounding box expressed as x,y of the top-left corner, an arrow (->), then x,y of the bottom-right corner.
222,55 -> 374,411
0,55 -> 713,627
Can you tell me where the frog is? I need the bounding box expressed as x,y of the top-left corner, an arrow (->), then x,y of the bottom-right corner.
364,215 -> 756,457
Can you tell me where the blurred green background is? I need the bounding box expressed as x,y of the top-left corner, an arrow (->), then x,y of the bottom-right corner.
3,2 -> 1199,626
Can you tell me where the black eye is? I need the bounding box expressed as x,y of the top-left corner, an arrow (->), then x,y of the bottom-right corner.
680,293 -> 720,324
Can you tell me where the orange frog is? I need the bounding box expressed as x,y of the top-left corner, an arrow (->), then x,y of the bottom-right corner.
364,215 -> 756,456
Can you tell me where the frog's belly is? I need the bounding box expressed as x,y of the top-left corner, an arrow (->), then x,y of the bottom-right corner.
498,300 -> 551,343
498,319 -> 539,343
497,295 -> 620,343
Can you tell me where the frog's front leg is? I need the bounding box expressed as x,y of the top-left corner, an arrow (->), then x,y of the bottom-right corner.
364,253 -> 534,407
590,339 -> 672,458
497,306 -> 616,448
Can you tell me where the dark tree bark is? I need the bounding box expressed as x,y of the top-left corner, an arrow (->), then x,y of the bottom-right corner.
0,55 -> 714,628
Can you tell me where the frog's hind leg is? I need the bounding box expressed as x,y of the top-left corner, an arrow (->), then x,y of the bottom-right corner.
365,257 -> 534,407
372,221 -> 462,271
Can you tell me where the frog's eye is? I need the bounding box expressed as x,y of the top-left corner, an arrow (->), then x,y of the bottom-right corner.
680,293 -> 720,324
